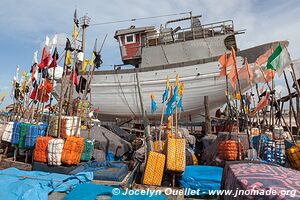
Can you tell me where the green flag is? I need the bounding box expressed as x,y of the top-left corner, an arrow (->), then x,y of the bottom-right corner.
266,44 -> 291,76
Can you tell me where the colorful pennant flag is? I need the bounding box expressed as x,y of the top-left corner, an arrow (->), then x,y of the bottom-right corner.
252,92 -> 270,114
238,58 -> 254,83
218,52 -> 227,77
254,48 -> 273,67
177,96 -> 184,112
151,94 -> 157,113
267,44 -> 292,77
162,77 -> 171,103
38,47 -> 50,69
49,47 -> 59,68
227,47 -> 238,90
65,51 -> 72,66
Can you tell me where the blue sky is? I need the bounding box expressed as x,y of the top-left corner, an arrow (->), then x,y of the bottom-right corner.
0,0 -> 299,108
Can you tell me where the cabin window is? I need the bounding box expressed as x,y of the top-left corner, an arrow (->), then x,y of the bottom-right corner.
125,34 -> 135,44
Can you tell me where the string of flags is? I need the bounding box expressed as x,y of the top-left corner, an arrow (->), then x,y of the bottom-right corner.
218,43 -> 292,114
150,74 -> 185,116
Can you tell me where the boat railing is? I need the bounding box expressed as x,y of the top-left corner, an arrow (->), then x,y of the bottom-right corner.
145,20 -> 234,47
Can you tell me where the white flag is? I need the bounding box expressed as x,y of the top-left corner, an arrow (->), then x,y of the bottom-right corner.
32,50 -> 38,64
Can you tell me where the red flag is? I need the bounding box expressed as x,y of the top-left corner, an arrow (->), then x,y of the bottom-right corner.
30,86 -> 37,100
44,78 -> 53,93
38,47 -> 50,69
49,47 -> 59,68
264,69 -> 275,83
254,48 -> 273,67
218,52 -> 227,77
253,92 -> 270,114
238,58 -> 254,83
37,85 -> 49,102
49,54 -> 57,68
70,70 -> 78,85
227,47 -> 238,90
31,64 -> 37,82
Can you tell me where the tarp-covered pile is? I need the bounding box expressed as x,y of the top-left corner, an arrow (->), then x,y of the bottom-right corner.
180,165 -> 223,196
222,162 -> 300,200
0,167 -> 92,200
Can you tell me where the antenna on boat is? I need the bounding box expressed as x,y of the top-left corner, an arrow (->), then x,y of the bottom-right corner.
80,14 -> 90,53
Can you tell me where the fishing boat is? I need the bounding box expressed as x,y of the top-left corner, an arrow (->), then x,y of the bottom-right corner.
88,14 -> 287,121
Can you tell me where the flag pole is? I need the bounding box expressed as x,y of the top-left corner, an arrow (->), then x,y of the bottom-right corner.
283,70 -> 299,130
258,67 -> 295,143
234,55 -> 250,149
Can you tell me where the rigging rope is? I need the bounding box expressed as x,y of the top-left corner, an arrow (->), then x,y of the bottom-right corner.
116,72 -> 137,118
89,12 -> 190,26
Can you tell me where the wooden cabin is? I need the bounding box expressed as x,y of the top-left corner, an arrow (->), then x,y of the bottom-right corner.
114,26 -> 156,66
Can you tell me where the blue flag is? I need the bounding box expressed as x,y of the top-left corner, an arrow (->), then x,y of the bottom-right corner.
162,86 -> 169,103
165,100 -> 174,117
177,96 -> 184,112
151,94 -> 157,113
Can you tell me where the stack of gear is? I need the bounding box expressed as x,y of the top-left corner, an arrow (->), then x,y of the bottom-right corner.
286,144 -> 300,170
81,138 -> 94,161
218,140 -> 244,161
81,126 -> 132,162
60,116 -> 81,138
25,123 -> 48,148
180,166 -> 223,196
74,99 -> 90,121
48,116 -> 59,137
273,126 -> 284,140
203,132 -> 249,165
48,138 -> 64,165
275,140 -> 286,166
18,123 -> 28,149
143,151 -> 165,186
252,134 -> 269,158
34,136 -> 53,163
1,122 -> 14,142
61,136 -> 84,165
262,141 -> 275,163
11,122 -> 22,145
0,122 -> 7,139
166,138 -> 186,172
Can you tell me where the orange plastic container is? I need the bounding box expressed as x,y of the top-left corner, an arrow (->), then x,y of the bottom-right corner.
61,136 -> 84,165
34,136 -> 53,163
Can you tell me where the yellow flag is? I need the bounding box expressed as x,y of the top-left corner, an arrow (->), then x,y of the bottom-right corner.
235,92 -> 241,100
179,82 -> 184,97
73,22 -> 78,39
22,71 -> 27,78
66,51 -> 72,66
166,76 -> 171,90
82,59 -> 89,74
89,52 -> 95,66
0,93 -> 6,102
175,74 -> 179,86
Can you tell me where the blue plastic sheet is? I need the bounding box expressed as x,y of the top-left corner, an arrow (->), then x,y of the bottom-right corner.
64,183 -> 167,200
0,167 -> 93,200
11,122 -> 22,145
179,165 -> 223,196
25,123 -> 48,148
70,161 -> 128,181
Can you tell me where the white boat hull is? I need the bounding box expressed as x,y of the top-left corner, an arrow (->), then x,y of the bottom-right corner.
90,56 -> 249,121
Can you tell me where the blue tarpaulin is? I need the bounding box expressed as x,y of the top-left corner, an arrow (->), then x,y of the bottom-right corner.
0,168 -> 93,200
69,161 -> 128,181
64,183 -> 167,200
179,165 -> 223,196
25,123 -> 48,148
